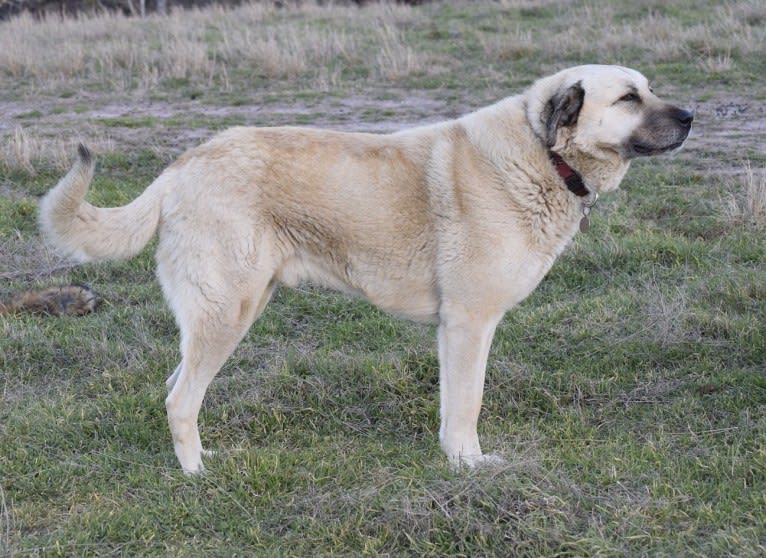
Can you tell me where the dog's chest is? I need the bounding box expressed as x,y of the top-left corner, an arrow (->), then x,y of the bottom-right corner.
445,207 -> 580,312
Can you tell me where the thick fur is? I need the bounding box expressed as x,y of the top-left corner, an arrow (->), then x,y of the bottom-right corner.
0,283 -> 96,316
38,65 -> 692,473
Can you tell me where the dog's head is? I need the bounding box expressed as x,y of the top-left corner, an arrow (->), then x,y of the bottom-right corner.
526,65 -> 693,192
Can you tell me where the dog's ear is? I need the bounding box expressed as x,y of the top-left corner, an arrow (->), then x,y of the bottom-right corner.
543,82 -> 585,147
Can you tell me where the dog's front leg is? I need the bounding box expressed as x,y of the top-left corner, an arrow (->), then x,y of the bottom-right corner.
437,312 -> 501,468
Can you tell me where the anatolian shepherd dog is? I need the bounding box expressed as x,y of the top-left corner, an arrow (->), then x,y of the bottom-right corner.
39,65 -> 693,474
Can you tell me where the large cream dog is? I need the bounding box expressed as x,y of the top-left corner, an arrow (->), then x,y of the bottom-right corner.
39,65 -> 692,473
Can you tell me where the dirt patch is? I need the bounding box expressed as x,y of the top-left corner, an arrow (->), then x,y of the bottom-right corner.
680,97 -> 766,173
0,92 -> 459,157
3,93 -> 763,165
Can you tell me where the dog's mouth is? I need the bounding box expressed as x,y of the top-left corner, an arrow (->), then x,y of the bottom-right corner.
628,139 -> 687,157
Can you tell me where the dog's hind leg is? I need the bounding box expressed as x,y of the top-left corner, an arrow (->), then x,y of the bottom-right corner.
164,274 -> 276,474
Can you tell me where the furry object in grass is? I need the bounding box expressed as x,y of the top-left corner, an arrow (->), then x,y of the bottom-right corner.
0,283 -> 97,316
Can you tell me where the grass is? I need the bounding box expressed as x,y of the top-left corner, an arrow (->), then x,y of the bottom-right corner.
2,0 -> 766,556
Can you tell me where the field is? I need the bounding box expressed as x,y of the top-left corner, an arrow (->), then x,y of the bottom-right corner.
1,0 -> 766,556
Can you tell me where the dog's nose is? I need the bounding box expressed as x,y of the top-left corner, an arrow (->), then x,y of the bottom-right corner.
675,108 -> 694,127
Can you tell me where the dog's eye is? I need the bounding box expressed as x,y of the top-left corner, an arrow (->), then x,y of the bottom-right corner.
620,92 -> 641,103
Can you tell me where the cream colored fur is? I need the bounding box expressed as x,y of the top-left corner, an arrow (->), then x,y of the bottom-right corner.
39,65 -> 692,473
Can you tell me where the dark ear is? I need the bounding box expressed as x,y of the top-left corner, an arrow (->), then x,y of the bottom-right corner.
544,82 -> 585,147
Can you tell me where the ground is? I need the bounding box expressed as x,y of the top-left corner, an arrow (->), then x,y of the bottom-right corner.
2,2 -> 765,555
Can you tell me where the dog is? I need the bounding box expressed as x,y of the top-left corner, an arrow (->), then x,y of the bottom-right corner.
38,65 -> 692,473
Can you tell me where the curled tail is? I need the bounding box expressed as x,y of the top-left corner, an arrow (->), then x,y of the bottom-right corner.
38,144 -> 164,263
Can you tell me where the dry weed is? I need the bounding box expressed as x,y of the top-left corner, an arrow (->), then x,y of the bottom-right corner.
724,161 -> 766,227
525,1 -> 766,69
0,0 -> 763,94
698,53 -> 736,74
0,234 -> 72,280
2,126 -> 114,174
376,24 -> 422,82
478,25 -> 534,61
0,0 -> 430,93
642,280 -> 691,346
0,485 -> 9,557
217,24 -> 354,80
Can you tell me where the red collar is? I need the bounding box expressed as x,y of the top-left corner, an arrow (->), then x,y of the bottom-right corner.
550,153 -> 590,197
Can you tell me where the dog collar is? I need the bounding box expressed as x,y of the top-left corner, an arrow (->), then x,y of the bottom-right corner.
549,152 -> 590,197
549,152 -> 597,233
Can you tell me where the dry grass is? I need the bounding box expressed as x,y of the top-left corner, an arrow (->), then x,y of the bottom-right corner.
699,52 -> 736,74
4,0 -> 762,97
376,23 -> 422,81
642,280 -> 692,347
0,232 -> 74,281
725,161 -> 766,227
0,485 -> 9,557
1,126 -> 115,174
478,1 -> 766,70
0,2 -> 766,92
0,1 -> 428,94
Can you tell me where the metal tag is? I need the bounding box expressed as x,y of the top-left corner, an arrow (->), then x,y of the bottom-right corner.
579,215 -> 590,233
579,204 -> 592,233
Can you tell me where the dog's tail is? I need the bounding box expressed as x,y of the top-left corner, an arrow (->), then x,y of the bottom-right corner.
38,144 -> 165,263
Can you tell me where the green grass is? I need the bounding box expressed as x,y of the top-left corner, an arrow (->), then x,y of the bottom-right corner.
2,1 -> 766,556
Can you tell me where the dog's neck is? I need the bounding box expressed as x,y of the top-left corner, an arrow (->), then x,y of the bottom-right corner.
549,152 -> 589,197
549,151 -> 599,233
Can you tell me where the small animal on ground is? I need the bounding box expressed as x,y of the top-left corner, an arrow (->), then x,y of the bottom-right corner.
0,283 -> 96,316
39,64 -> 693,473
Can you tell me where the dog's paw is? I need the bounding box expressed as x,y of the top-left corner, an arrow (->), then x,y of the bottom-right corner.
177,451 -> 208,475
181,464 -> 205,476
450,452 -> 507,470
179,450 -> 218,476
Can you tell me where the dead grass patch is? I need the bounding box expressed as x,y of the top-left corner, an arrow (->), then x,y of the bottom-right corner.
642,280 -> 692,347
376,24 -> 423,81
0,236 -> 71,281
724,161 -> 766,227
478,1 -> 766,69
0,1 -> 431,94
2,126 -> 114,174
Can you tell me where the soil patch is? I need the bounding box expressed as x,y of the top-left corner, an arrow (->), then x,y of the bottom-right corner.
3,93 -> 763,166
